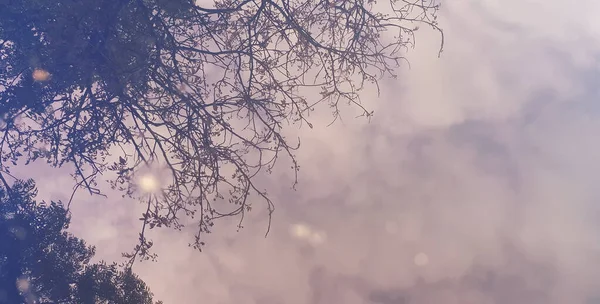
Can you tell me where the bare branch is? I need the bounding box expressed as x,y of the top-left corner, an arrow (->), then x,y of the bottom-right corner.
0,0 -> 443,257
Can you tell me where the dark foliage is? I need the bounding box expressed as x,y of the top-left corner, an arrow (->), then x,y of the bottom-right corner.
0,179 -> 161,304
0,0 -> 442,257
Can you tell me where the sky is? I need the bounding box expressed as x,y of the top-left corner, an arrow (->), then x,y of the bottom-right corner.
15,0 -> 600,303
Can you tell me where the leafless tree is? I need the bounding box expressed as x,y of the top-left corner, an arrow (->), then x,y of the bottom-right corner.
0,0 -> 443,261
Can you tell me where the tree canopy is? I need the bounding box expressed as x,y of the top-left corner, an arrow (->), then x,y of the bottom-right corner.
0,179 -> 161,304
0,0 -> 443,257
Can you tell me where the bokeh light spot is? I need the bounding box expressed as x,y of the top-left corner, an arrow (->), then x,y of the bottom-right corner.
414,252 -> 429,266
290,224 -> 311,238
138,174 -> 159,193
32,69 -> 50,81
16,277 -> 30,292
308,231 -> 327,246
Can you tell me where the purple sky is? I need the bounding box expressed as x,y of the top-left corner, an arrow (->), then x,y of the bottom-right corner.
15,0 -> 600,303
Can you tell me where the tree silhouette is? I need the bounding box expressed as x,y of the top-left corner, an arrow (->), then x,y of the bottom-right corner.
0,179 -> 161,304
0,0 -> 443,256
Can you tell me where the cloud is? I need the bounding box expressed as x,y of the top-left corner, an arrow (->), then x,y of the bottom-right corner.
16,0 -> 600,303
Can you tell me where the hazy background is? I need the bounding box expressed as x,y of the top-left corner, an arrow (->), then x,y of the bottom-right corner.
18,0 -> 600,303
